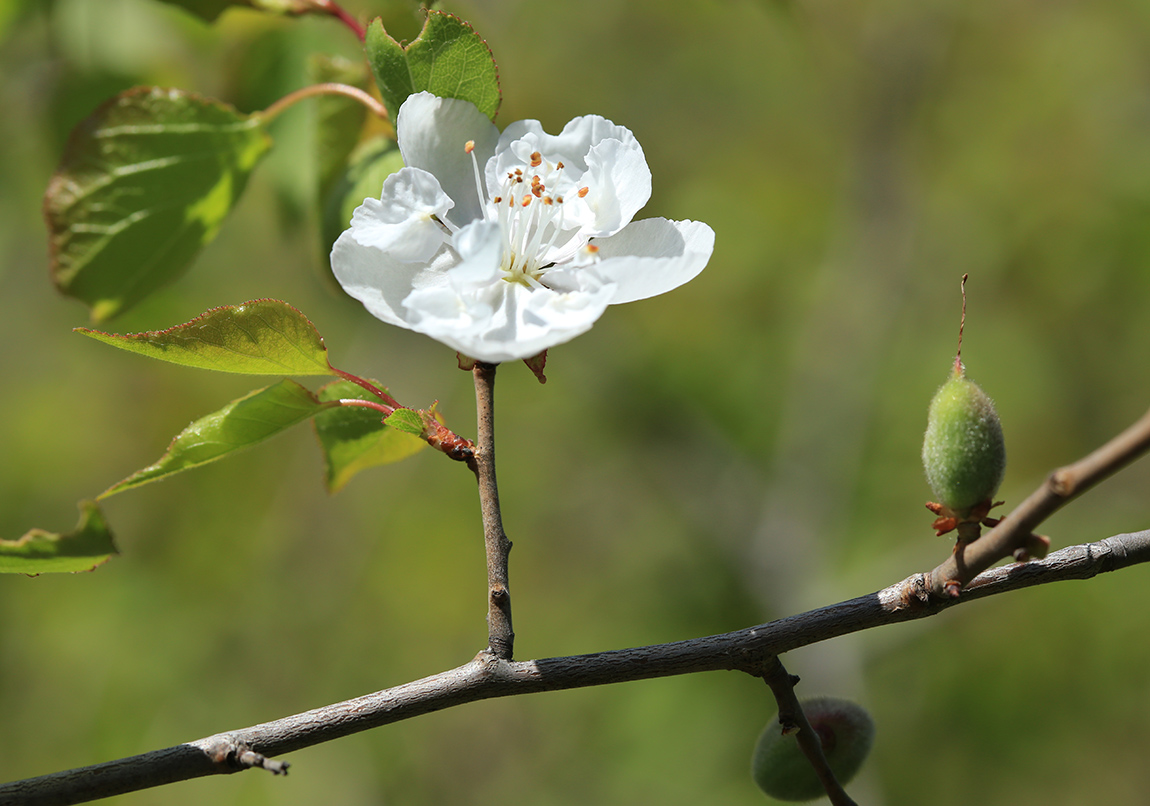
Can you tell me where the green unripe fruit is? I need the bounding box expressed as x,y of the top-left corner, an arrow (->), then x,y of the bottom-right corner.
922,361 -> 1005,517
751,697 -> 875,802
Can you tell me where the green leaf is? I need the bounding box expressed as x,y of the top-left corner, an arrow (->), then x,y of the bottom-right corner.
154,0 -> 244,21
45,87 -> 273,321
101,380 -> 331,497
76,299 -> 334,376
314,381 -> 427,493
321,136 -> 406,261
366,11 -> 501,122
310,54 -> 372,207
383,407 -> 425,436
0,501 -> 117,575
156,0 -> 319,21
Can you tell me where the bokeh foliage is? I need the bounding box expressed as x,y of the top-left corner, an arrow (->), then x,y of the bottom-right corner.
2,0 -> 1150,804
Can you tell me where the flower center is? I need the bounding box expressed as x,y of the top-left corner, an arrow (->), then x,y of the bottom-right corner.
465,141 -> 594,289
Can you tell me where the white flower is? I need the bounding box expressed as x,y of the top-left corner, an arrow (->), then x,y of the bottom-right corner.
331,91 -> 715,363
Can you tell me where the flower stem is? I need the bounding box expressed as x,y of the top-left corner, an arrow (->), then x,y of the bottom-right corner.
257,83 -> 389,126
307,0 -> 366,41
472,362 -> 514,659
336,398 -> 393,415
328,366 -> 402,411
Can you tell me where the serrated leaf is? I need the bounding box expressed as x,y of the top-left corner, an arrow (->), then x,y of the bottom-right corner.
366,11 -> 501,122
321,136 -> 406,261
45,87 -> 272,321
314,381 -> 427,493
383,407 -> 425,436
0,501 -> 117,575
101,379 -> 332,497
76,299 -> 333,376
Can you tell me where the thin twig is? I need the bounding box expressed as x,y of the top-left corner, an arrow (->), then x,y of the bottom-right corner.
927,406 -> 1150,595
472,362 -> 515,659
4,529 -> 1148,805
762,657 -> 858,806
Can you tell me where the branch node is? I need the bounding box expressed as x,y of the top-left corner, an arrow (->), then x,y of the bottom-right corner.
202,736 -> 289,775
1049,468 -> 1075,497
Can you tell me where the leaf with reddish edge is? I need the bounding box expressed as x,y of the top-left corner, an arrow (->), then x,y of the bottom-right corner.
76,299 -> 335,376
45,87 -> 271,321
314,381 -> 427,493
100,380 -> 334,498
366,11 -> 501,122
0,501 -> 117,575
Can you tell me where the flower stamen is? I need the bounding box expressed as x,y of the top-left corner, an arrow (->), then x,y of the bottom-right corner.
466,147 -> 599,287
465,140 -> 490,221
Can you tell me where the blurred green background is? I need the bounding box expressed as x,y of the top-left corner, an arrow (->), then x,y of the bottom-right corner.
3,0 -> 1150,803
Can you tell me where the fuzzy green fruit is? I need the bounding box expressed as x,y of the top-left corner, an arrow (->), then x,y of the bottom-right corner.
922,361 -> 1005,517
751,697 -> 875,802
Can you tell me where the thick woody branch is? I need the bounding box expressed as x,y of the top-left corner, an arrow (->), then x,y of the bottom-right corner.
5,529 -> 1148,806
927,406 -> 1150,595
472,362 -> 514,659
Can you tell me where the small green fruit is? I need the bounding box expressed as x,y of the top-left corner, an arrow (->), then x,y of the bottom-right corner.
922,360 -> 1006,517
751,697 -> 875,802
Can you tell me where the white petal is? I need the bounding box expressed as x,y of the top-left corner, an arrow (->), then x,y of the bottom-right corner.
331,228 -> 452,329
448,220 -> 504,288
590,218 -> 716,305
403,281 -> 615,363
497,114 -> 640,173
348,168 -> 453,262
579,138 -> 652,236
397,92 -> 500,228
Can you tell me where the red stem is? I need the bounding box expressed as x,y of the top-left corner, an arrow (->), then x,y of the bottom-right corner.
336,398 -> 394,415
329,366 -> 403,411
312,0 -> 365,40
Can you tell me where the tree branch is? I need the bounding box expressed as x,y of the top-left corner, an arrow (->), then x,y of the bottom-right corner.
5,528 -> 1148,805
472,362 -> 514,660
